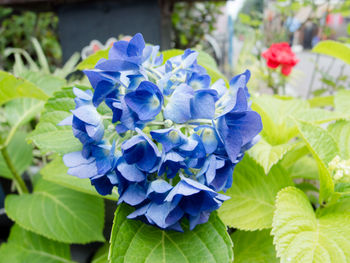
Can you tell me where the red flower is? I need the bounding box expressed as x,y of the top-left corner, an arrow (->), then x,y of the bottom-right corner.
262,42 -> 299,76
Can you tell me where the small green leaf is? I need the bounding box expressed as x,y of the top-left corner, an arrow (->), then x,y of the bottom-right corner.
4,98 -> 44,128
0,132 -> 33,179
41,157 -> 118,200
295,120 -> 338,203
272,187 -> 350,263
294,108 -> 349,124
328,120 -> 350,159
313,40 -> 350,65
92,243 -> 109,263
219,156 -> 293,230
288,155 -> 319,180
5,179 -> 105,244
0,224 -> 73,263
109,204 -> 233,263
27,87 -> 83,154
0,71 -> 48,105
252,96 -> 309,145
76,49 -> 110,70
335,89 -> 350,115
231,230 -> 278,263
248,138 -> 294,174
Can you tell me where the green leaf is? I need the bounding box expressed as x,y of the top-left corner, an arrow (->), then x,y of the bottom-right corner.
272,187 -> 350,263
92,243 -> 109,263
252,96 -> 309,144
4,98 -> 44,127
0,71 -> 48,105
295,120 -> 339,203
334,89 -> 350,115
5,179 -> 105,244
109,204 -> 233,263
288,155 -> 319,180
248,138 -> 294,174
41,157 -> 118,200
231,230 -> 278,263
0,224 -> 73,263
307,96 -> 334,108
294,108 -> 348,124
20,71 -> 66,96
0,132 -> 33,179
328,120 -> 350,159
76,49 -> 110,70
27,87 -> 82,154
313,40 -> 350,65
219,156 -> 293,230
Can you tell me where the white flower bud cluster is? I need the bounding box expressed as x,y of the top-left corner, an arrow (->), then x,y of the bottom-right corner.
328,155 -> 350,183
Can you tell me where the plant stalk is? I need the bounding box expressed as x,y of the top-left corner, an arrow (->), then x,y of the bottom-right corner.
1,147 -> 29,194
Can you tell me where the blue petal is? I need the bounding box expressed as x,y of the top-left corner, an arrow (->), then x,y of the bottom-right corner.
216,116 -> 243,162
196,126 -> 219,154
73,87 -> 92,101
127,33 -> 145,57
71,105 -> 101,126
150,128 -> 187,152
164,84 -> 194,123
63,151 -> 95,167
117,159 -> 146,182
118,183 -> 147,206
190,89 -> 218,119
124,81 -> 163,121
187,73 -> 211,90
85,123 -> 104,142
158,151 -> 185,178
58,115 -> 73,126
225,111 -> 263,146
91,175 -> 114,195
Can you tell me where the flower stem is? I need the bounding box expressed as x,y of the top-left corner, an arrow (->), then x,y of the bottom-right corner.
0,147 -> 29,194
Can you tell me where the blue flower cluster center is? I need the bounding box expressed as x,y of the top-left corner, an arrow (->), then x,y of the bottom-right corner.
60,33 -> 262,231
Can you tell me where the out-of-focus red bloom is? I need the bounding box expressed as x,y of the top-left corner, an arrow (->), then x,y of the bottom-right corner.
262,42 -> 299,76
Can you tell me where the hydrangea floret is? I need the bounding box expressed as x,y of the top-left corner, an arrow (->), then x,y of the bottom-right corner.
60,33 -> 263,231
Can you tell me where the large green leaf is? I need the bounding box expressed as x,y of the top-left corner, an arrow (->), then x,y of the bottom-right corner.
219,156 -> 293,230
20,71 -> 66,96
295,120 -> 338,203
41,157 -> 118,200
272,187 -> 350,263
248,138 -> 294,174
231,230 -> 278,263
312,40 -> 350,65
328,120 -> 350,159
252,96 -> 309,145
76,49 -> 109,70
5,179 -> 105,244
0,225 -> 73,263
0,71 -> 48,105
27,87 -> 82,154
334,89 -> 350,115
109,204 -> 233,263
0,132 -> 33,179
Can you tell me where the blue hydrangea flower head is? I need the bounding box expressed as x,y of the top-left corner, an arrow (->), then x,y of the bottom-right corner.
61,33 -> 262,231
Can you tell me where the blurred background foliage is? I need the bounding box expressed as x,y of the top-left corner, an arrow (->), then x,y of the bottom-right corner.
0,7 -> 61,71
